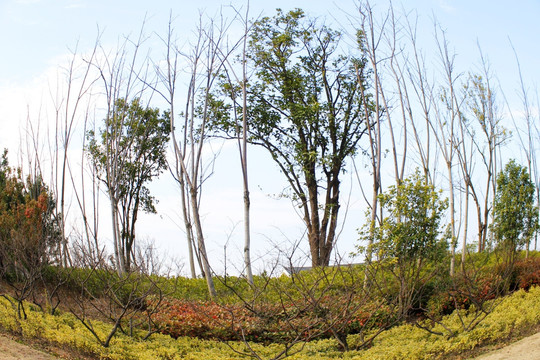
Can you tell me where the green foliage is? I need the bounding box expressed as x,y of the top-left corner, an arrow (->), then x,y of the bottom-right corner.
86,98 -> 170,271
368,170 -> 449,264
1,284 -> 540,359
213,8 -> 372,266
86,98 -> 170,214
0,150 -> 60,281
246,8 -> 369,193
359,170 -> 449,317
491,159 -> 539,257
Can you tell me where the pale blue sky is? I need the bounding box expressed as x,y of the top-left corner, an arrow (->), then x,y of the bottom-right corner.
1,0 -> 537,84
0,0 -> 539,274
0,0 -> 538,121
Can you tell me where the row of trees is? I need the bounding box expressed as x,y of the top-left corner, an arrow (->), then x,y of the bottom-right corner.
3,2 -> 540,299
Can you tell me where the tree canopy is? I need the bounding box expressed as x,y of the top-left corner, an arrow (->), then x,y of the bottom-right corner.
492,159 -> 538,257
87,98 -> 170,272
215,9 -> 371,267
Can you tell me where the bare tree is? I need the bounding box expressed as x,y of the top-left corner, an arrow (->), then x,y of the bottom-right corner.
354,2 -> 385,272
463,53 -> 508,253
47,43 -> 100,268
455,94 -> 477,271
402,11 -> 436,183
216,4 -> 257,286
151,15 -> 198,280
67,239 -> 167,347
506,43 -> 540,257
209,250 -> 399,359
154,13 -> 233,297
431,26 -> 463,276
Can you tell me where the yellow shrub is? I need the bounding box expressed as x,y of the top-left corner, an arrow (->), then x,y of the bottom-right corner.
0,287 -> 540,359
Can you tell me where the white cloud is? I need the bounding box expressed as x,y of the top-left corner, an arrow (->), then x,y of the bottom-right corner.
438,0 -> 457,14
15,0 -> 41,4
65,0 -> 86,9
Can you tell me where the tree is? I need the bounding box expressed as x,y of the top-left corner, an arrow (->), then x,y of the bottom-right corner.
87,98 -> 170,274
430,26 -> 463,276
234,9 -> 370,267
507,43 -> 540,257
153,13 -> 234,297
491,160 -> 538,263
361,170 -> 449,317
217,4 -> 257,286
464,64 -> 507,252
48,43 -> 99,268
0,149 -> 61,318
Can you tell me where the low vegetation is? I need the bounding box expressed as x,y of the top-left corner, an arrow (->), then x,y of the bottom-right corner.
0,269 -> 539,359
0,254 -> 540,359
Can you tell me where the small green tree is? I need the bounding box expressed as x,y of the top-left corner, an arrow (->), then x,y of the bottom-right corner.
360,170 -> 448,317
491,159 -> 538,263
87,98 -> 170,274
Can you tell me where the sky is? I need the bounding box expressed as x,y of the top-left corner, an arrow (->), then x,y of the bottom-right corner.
0,0 -> 539,275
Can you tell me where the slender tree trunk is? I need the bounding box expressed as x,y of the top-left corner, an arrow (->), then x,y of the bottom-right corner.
110,197 -> 124,274
182,185 -> 197,278
190,188 -> 216,297
448,161 -> 456,276
461,182 -> 469,272
306,167 -> 323,267
243,187 -> 253,283
240,5 -> 254,286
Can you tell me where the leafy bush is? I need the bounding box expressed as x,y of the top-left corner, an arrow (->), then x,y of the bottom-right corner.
150,298 -> 257,340
426,271 -> 504,318
150,294 -> 398,344
513,257 -> 540,290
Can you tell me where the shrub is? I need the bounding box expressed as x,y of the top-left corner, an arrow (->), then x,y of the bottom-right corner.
0,286 -> 540,359
513,257 -> 540,290
150,295 -> 398,344
426,271 -> 504,319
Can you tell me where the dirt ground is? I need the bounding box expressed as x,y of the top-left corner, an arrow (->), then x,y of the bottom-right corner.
0,334 -> 57,360
1,331 -> 540,360
472,331 -> 540,360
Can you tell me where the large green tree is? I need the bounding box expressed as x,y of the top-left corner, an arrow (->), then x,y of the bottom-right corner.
491,159 -> 538,261
87,98 -> 170,273
221,9 -> 370,267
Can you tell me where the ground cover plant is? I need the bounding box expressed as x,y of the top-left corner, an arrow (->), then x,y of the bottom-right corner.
1,278 -> 540,359
0,251 -> 538,360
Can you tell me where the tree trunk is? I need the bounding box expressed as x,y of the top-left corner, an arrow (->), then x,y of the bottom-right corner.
448,161 -> 456,276
110,198 -> 124,275
461,182 -> 469,272
243,188 -> 253,284
190,188 -> 216,298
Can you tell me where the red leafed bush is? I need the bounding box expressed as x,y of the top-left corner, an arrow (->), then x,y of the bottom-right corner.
514,257 -> 540,290
426,272 -> 504,318
346,301 -> 397,333
149,298 -> 264,341
150,295 -> 398,343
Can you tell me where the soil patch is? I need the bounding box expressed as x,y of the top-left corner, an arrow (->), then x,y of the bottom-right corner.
0,334 -> 57,360
472,331 -> 540,359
